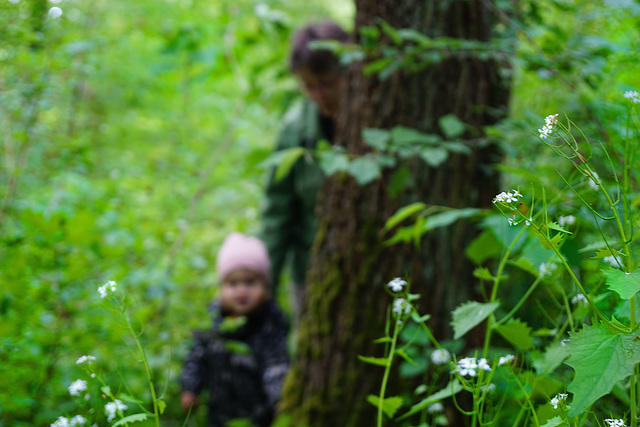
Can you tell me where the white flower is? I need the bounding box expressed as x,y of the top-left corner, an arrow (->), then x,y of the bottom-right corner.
558,215 -> 576,227
68,379 -> 87,397
604,254 -> 623,268
431,349 -> 451,365
605,419 -> 627,427
538,114 -> 558,139
76,355 -> 96,365
51,417 -> 70,427
392,298 -> 411,316
456,357 -> 491,377
624,90 -> 640,104
427,402 -> 444,413
587,171 -> 600,190
539,262 -> 557,278
571,293 -> 587,305
507,217 -> 517,226
498,354 -> 515,366
98,280 -> 117,299
48,6 -> 63,19
493,189 -> 523,205
104,399 -> 128,422
550,393 -> 568,409
387,277 -> 407,293
70,415 -> 87,426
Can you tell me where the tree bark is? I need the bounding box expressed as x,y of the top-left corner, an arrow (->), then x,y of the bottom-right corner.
279,1 -> 511,425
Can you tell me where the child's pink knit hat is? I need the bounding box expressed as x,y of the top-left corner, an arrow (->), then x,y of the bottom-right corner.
216,232 -> 271,284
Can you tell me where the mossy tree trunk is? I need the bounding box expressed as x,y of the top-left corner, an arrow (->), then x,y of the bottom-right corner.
279,1 -> 511,425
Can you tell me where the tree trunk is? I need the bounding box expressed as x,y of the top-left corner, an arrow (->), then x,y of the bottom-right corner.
279,1 -> 511,425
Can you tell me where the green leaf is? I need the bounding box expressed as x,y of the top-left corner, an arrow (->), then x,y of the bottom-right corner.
117,393 -> 143,404
362,128 -> 390,150
111,414 -> 148,426
604,268 -> 640,299
438,114 -> 465,138
157,399 -> 166,414
358,355 -> 389,367
565,323 -> 640,417
379,19 -> 402,45
541,416 -> 567,427
385,202 -> 426,230
537,233 -> 564,250
466,229 -> 503,265
531,342 -> 569,375
275,147 -> 306,182
224,340 -> 252,355
546,221 -> 573,234
348,156 -> 381,185
373,336 -> 393,344
420,147 -> 448,167
473,267 -> 494,281
451,301 -> 500,340
411,312 -> 431,323
494,319 -> 533,350
101,386 -> 113,397
395,348 -> 414,364
423,208 -> 480,233
591,248 -> 624,259
366,395 -> 403,419
391,126 -> 438,146
318,149 -> 349,176
397,380 -> 463,419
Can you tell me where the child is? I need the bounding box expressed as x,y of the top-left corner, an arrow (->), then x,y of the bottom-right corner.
180,233 -> 289,427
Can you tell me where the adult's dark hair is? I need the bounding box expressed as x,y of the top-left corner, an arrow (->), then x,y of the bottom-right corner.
289,20 -> 349,75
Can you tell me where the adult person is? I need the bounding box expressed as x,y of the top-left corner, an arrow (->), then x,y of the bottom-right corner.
260,21 -> 349,315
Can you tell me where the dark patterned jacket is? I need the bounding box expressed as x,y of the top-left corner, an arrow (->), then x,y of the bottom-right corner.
180,300 -> 289,427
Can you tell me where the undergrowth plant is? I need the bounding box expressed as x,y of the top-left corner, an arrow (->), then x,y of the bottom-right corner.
363,92 -> 640,426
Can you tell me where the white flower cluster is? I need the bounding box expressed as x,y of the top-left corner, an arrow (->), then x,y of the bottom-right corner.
605,419 -> 627,427
427,402 -> 444,413
571,293 -> 587,305
539,262 -> 557,278
98,280 -> 117,299
587,171 -> 600,190
539,114 -> 559,139
604,254 -> 623,268
387,277 -> 407,293
550,393 -> 568,409
558,215 -> 576,227
624,90 -> 640,104
50,415 -> 86,427
498,354 -> 515,366
431,348 -> 451,365
68,379 -> 87,397
392,298 -> 411,316
492,189 -> 522,205
105,399 -> 128,422
75,355 -> 96,365
455,357 -> 491,377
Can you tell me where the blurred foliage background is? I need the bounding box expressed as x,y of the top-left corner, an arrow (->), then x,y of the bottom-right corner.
0,0 -> 638,425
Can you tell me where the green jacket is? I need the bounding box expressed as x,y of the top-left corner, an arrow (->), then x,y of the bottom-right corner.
260,99 -> 328,294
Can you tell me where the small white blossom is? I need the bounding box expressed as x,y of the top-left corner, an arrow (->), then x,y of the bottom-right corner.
98,280 -> 117,299
427,402 -> 444,413
604,254 -> 623,268
539,262 -> 557,278
538,114 -> 558,139
392,298 -> 411,316
571,293 -> 587,305
456,357 -> 490,377
587,171 -> 600,190
104,400 -> 128,422
68,379 -> 87,397
48,6 -> 63,19
498,354 -> 515,366
493,190 -> 523,205
605,419 -> 627,427
507,217 -> 518,226
51,417 -> 70,427
550,393 -> 568,409
431,349 -> 451,365
387,277 -> 407,293
558,215 -> 576,227
624,90 -> 640,104
70,415 -> 87,426
76,355 -> 96,365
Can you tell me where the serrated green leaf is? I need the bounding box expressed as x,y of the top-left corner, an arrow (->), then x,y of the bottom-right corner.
366,395 -> 403,419
473,267 -> 494,281
604,268 -> 640,299
385,202 -> 426,230
451,301 -> 500,340
565,323 -> 640,417
591,248 -> 624,259
438,114 -> 465,138
358,355 -> 389,367
111,414 -> 148,426
362,128 -> 390,150
508,257 -> 538,276
420,147 -> 448,167
537,233 -> 564,250
348,156 -> 381,185
494,318 -> 533,350
157,399 -> 166,414
397,380 -> 463,420
546,221 -> 572,234
531,342 -> 569,375
541,415 -> 566,427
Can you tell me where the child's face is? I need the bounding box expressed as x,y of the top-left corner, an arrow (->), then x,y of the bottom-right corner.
296,67 -> 344,117
220,269 -> 268,316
